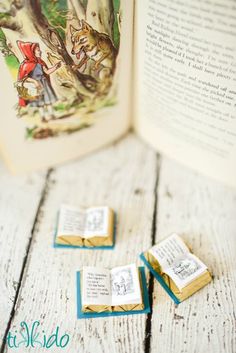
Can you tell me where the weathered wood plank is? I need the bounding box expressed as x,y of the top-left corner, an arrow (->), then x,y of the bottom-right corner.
4,135 -> 159,353
0,161 -> 46,344
150,158 -> 236,353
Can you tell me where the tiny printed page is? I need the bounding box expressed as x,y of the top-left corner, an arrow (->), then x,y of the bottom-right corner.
149,233 -> 190,268
164,253 -> 208,290
57,205 -> 109,238
57,204 -> 85,237
111,264 -> 142,306
81,267 -> 111,306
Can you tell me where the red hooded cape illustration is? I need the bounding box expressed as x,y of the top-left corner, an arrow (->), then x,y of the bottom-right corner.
17,41 -> 51,107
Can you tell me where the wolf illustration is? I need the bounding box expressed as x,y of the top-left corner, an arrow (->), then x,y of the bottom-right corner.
70,20 -> 117,74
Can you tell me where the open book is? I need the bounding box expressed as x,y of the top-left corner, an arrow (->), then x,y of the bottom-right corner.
141,234 -> 212,303
0,1 -> 235,186
55,204 -> 115,248
77,264 -> 147,317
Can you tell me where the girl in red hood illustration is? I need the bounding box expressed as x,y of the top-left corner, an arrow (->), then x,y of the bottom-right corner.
17,40 -> 61,122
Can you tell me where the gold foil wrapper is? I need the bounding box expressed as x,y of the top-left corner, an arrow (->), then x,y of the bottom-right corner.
55,208 -> 114,247
82,305 -> 112,313
82,303 -> 144,313
144,247 -> 212,302
112,303 -> 144,312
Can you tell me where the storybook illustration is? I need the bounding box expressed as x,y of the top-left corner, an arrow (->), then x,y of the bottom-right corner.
86,208 -> 106,233
0,0 -> 121,140
172,257 -> 201,281
112,267 -> 135,296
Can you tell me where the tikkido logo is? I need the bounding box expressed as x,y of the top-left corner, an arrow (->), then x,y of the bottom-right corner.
5,321 -> 70,349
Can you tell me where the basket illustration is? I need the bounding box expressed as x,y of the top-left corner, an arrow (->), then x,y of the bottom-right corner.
15,78 -> 43,101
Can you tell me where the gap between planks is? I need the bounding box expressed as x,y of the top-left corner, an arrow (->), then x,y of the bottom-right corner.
0,169 -> 52,353
144,154 -> 161,353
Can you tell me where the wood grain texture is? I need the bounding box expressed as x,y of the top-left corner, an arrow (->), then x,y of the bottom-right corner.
150,157 -> 236,353
4,135 -> 159,353
1,135 -> 235,353
0,161 -> 46,343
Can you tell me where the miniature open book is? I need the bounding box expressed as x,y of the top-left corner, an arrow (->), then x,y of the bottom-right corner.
141,234 -> 212,303
55,204 -> 115,248
76,264 -> 150,318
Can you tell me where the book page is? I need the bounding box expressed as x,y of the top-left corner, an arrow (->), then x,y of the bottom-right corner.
85,207 -> 109,237
149,233 -> 189,268
81,267 -> 111,306
0,0 -> 134,173
134,0 -> 236,187
57,204 -> 85,237
149,234 -> 207,290
111,264 -> 142,306
57,205 -> 109,238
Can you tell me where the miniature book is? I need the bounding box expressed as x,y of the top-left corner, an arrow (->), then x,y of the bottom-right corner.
55,204 -> 115,249
140,233 -> 212,303
76,264 -> 150,318
1,1 -> 236,188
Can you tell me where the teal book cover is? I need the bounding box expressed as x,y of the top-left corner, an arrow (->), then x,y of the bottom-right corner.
140,253 -> 181,305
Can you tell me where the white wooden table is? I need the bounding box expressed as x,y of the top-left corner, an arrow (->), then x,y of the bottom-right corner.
0,134 -> 235,353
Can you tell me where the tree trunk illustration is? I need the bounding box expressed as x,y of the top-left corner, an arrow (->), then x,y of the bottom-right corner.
86,0 -> 114,38
0,2 -> 37,61
68,0 -> 86,21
